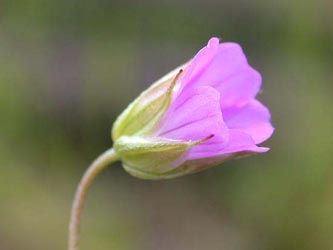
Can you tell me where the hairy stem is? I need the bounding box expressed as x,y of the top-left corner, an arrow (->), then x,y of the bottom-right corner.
68,148 -> 119,250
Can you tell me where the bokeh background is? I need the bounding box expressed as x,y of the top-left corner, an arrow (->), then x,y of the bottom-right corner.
1,0 -> 332,249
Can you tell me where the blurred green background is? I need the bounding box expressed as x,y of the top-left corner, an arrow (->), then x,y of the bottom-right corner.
1,0 -> 332,249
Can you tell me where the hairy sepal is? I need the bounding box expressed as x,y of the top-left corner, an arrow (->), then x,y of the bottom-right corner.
112,66 -> 184,140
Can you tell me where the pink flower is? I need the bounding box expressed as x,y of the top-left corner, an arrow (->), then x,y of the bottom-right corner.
113,37 -> 274,179
68,38 -> 274,250
158,37 -> 273,158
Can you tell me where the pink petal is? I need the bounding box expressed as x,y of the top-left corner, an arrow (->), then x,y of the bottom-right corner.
223,99 -> 274,144
182,41 -> 261,109
187,129 -> 268,161
215,66 -> 261,109
181,37 -> 220,86
158,86 -> 229,160
217,129 -> 269,155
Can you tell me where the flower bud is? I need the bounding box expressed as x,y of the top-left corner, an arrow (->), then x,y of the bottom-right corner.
112,38 -> 273,179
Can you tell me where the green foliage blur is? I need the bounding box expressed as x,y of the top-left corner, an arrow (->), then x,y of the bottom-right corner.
1,0 -> 332,249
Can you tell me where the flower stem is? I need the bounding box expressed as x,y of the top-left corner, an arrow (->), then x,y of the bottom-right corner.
68,148 -> 119,250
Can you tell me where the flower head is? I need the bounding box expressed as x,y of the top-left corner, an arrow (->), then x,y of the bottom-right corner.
112,37 -> 274,179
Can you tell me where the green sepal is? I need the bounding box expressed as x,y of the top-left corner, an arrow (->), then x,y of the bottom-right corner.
114,136 -> 193,176
112,68 -> 183,141
121,151 -> 250,180
114,134 -> 215,180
